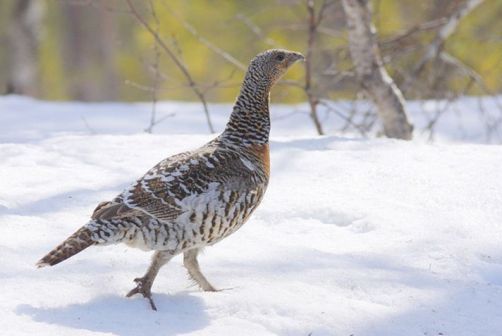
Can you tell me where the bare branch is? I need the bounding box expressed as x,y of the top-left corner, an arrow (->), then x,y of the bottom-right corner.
162,2 -> 247,72
318,99 -> 368,136
145,0 -> 161,134
125,0 -> 215,133
81,116 -> 96,134
62,0 -> 132,14
235,13 -> 279,47
404,0 -> 485,92
125,79 -> 241,93
379,17 -> 448,46
304,0 -> 325,135
422,75 -> 475,142
199,69 -> 239,95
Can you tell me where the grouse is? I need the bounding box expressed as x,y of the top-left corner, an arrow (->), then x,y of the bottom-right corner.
37,49 -> 304,310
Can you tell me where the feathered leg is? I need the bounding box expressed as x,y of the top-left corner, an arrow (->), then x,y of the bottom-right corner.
126,251 -> 173,310
183,248 -> 216,291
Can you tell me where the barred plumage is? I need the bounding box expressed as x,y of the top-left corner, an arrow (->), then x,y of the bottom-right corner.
37,49 -> 304,310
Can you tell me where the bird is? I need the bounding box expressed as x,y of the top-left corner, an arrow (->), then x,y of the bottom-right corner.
37,49 -> 304,310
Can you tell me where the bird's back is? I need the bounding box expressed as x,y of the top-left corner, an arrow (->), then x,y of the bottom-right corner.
84,137 -> 270,252
37,49 -> 304,278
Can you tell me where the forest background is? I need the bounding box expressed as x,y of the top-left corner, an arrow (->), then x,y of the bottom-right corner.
1,0 -> 500,101
1,0 -> 501,140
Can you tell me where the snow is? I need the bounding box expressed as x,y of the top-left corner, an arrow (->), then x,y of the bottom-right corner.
1,95 -> 502,335
2,94 -> 502,144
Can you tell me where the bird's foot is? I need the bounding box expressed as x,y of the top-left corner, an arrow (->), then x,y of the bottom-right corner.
126,277 -> 157,311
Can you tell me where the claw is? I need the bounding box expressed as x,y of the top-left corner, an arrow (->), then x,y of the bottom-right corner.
126,277 -> 158,311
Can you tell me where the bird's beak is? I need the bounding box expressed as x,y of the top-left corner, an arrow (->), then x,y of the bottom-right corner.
289,52 -> 305,64
284,52 -> 305,69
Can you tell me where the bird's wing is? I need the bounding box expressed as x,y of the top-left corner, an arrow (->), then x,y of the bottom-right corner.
90,152 -> 193,222
117,146 -> 257,222
91,200 -> 133,220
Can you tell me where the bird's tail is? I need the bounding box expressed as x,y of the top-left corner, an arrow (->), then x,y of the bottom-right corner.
36,226 -> 96,268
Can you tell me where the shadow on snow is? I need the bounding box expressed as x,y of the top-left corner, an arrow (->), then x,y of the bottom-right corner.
16,293 -> 209,336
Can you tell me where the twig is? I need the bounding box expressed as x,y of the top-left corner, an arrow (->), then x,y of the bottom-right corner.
379,17 -> 448,46
125,0 -> 215,133
162,2 -> 246,72
422,75 -> 475,142
64,0 -> 132,14
403,0 -> 485,93
145,0 -> 160,134
199,69 -> 239,95
318,99 -> 368,136
81,116 -> 96,134
304,0 -> 328,135
438,51 -> 502,143
125,79 -> 241,92
235,13 -> 279,47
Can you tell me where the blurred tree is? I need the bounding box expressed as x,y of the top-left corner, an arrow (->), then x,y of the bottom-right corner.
59,1 -> 120,101
5,0 -> 44,96
0,0 -> 501,139
1,0 -> 499,102
342,0 -> 413,140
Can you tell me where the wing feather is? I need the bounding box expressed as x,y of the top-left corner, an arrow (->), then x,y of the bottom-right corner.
118,143 -> 256,223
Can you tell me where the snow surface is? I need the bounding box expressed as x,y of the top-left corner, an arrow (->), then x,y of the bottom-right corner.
0,95 -> 502,336
1,94 -> 502,144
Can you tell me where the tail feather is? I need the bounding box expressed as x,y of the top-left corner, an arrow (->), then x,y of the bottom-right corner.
36,226 -> 96,268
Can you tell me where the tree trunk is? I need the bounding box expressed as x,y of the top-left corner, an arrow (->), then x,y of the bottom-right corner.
97,4 -> 119,101
6,0 -> 44,96
341,0 -> 413,140
59,2 -> 120,101
61,5 -> 93,101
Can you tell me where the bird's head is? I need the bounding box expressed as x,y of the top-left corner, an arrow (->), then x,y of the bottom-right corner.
246,49 -> 305,88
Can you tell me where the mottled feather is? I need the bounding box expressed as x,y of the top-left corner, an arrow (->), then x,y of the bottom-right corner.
36,49 -> 304,306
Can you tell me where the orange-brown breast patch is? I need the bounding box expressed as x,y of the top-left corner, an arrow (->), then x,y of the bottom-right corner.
250,143 -> 270,177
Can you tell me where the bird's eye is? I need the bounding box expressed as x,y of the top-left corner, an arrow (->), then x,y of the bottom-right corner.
276,53 -> 285,61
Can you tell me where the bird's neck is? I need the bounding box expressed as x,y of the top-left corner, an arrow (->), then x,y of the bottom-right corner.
222,74 -> 271,146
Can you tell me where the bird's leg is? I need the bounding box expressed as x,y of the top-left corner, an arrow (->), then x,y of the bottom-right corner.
126,251 -> 172,310
183,248 -> 217,292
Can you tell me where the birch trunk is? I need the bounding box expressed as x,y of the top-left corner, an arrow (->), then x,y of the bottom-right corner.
341,0 -> 413,140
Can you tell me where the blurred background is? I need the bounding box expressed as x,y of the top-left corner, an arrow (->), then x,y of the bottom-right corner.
2,0 -> 501,101
0,0 -> 501,140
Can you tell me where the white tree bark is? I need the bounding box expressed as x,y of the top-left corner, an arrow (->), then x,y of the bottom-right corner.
408,0 -> 485,84
341,0 -> 413,140
6,0 -> 44,96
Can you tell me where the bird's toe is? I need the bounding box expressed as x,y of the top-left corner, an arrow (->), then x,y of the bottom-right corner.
126,277 -> 157,310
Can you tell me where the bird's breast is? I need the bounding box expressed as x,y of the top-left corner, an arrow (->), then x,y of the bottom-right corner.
177,182 -> 267,247
248,143 -> 270,178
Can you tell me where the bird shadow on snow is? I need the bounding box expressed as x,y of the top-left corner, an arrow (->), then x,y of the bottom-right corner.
16,293 -> 209,336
